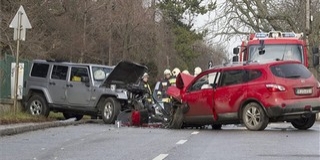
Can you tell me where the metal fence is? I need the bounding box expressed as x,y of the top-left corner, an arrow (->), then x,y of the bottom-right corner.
0,54 -> 31,99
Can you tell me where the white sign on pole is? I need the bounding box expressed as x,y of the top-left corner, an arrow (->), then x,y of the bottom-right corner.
9,5 -> 32,41
11,63 -> 24,100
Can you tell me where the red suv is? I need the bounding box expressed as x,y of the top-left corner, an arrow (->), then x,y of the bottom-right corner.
167,61 -> 320,131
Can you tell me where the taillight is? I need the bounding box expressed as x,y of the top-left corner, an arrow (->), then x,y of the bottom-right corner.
266,84 -> 286,92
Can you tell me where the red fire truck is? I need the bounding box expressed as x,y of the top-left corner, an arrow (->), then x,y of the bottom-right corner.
232,31 -> 319,75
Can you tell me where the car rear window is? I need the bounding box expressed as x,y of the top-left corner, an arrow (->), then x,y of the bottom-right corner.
270,63 -> 311,79
31,63 -> 49,78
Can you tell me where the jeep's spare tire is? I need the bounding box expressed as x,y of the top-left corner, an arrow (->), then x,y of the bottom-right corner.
101,97 -> 120,124
26,94 -> 50,117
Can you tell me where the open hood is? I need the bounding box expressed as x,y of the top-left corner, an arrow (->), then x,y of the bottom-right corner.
101,61 -> 148,88
167,73 -> 194,101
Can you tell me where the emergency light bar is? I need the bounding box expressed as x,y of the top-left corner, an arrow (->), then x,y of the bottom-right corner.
250,31 -> 303,40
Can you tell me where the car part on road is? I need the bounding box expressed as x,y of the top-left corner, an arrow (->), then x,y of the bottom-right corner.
63,113 -> 84,121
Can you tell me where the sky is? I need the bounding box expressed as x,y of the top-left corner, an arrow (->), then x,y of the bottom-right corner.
192,0 -> 240,57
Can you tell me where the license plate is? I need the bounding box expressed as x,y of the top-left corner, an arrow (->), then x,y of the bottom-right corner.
295,88 -> 313,95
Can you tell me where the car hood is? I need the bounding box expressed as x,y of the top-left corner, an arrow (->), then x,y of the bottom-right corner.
167,73 -> 194,101
101,61 -> 148,88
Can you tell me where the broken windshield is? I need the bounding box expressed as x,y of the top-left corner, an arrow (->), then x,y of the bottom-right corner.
248,44 -> 303,63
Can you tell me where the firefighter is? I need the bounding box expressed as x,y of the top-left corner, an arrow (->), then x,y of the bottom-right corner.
182,70 -> 190,75
157,69 -> 171,103
194,66 -> 202,76
139,72 -> 152,104
170,67 -> 180,86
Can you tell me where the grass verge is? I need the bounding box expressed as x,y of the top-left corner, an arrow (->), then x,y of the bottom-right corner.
0,111 -> 63,125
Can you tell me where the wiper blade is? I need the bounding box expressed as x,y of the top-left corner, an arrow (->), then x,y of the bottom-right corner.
285,75 -> 301,78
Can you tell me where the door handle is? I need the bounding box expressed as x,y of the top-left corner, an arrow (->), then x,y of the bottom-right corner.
49,82 -> 55,85
66,84 -> 73,87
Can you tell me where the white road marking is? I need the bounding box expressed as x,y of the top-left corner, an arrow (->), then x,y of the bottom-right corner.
191,131 -> 199,135
153,154 -> 169,160
176,140 -> 187,144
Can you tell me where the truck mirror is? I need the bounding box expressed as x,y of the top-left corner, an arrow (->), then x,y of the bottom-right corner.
312,47 -> 319,54
233,47 -> 239,55
232,56 -> 238,62
313,54 -> 319,67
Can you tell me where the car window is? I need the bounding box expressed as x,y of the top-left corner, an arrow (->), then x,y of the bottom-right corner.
70,67 -> 89,82
270,63 -> 311,79
51,65 -> 68,80
189,71 -> 219,91
30,63 -> 49,78
246,69 -> 262,82
220,69 -> 245,86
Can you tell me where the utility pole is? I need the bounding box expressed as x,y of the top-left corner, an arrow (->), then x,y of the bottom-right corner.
108,0 -> 114,66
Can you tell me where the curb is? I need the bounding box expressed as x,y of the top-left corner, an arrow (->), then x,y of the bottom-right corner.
0,119 -> 90,136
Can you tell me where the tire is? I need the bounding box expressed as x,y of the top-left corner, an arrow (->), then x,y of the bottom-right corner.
101,97 -> 120,124
242,102 -> 269,131
63,113 -> 83,121
212,124 -> 222,130
291,114 -> 316,130
168,106 -> 184,129
26,94 -> 50,117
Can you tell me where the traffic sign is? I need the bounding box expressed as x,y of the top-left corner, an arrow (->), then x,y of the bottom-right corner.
9,5 -> 32,41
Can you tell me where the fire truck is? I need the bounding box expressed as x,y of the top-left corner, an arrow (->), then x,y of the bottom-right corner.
232,31 -> 320,78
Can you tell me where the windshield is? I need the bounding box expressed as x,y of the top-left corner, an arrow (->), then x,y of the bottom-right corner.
248,44 -> 303,63
92,66 -> 113,85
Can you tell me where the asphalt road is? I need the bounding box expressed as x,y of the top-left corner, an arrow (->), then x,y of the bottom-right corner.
0,122 -> 319,160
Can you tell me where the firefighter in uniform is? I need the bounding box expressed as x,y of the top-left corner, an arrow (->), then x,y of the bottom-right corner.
157,69 -> 172,113
170,67 -> 180,86
194,66 -> 202,76
139,73 -> 153,105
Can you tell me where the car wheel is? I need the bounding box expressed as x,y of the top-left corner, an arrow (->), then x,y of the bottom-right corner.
242,102 -> 269,131
212,124 -> 222,130
169,106 -> 184,129
291,114 -> 316,130
101,97 -> 120,124
63,113 -> 83,121
26,94 -> 50,117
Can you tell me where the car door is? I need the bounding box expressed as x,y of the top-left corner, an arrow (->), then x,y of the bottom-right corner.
183,71 -> 220,122
48,65 -> 68,104
213,68 -> 247,120
66,66 -> 92,106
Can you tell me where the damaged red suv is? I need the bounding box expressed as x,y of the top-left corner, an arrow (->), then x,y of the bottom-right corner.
167,61 -> 320,131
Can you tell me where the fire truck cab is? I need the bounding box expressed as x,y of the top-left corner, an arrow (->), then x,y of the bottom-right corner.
233,31 -> 308,66
232,31 -> 319,70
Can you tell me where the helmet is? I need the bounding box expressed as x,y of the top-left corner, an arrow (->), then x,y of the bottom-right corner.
182,70 -> 190,74
142,72 -> 149,78
164,69 -> 171,75
194,67 -> 202,76
172,68 -> 180,77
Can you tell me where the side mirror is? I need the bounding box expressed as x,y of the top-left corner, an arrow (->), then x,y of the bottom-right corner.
312,47 -> 319,54
232,56 -> 239,62
313,54 -> 319,67
233,47 -> 239,55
